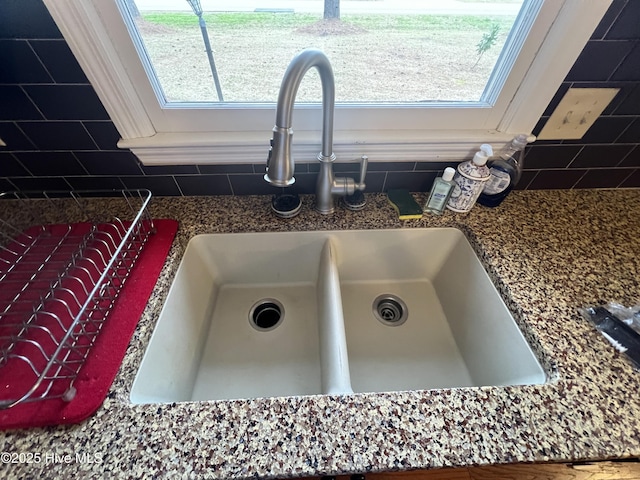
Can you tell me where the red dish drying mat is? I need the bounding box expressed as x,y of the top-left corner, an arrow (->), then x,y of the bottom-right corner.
0,218 -> 178,430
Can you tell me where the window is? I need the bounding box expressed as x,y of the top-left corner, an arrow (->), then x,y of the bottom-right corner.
43,0 -> 611,166
124,2 -> 522,104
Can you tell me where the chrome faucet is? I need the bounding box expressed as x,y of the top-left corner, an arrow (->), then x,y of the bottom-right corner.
265,48 -> 367,215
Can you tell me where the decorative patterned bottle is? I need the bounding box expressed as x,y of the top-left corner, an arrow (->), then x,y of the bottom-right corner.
446,144 -> 493,213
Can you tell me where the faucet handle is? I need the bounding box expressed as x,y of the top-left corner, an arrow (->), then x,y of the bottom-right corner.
357,155 -> 368,190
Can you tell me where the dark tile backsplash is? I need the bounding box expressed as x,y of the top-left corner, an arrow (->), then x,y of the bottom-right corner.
0,0 -> 639,196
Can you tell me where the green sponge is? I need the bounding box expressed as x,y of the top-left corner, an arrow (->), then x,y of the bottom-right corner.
387,189 -> 423,220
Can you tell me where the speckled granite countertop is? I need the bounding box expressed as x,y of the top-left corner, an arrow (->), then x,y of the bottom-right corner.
1,189 -> 640,479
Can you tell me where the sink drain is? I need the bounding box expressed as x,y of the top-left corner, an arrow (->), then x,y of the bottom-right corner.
249,299 -> 284,331
372,294 -> 408,326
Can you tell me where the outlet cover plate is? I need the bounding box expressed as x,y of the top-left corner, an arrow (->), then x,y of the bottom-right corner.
538,87 -> 620,140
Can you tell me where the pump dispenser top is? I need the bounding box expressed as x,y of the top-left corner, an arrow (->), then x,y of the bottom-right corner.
474,144 -> 493,165
457,143 -> 493,179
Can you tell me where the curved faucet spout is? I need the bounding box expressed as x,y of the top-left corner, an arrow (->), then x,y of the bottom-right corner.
275,49 -> 335,159
265,49 -> 335,188
265,48 -> 367,215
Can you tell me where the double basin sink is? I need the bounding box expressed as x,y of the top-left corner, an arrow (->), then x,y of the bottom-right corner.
131,228 -> 545,404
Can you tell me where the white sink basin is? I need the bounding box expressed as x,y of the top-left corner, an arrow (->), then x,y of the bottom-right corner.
130,233 -> 328,403
335,229 -> 544,392
130,228 -> 545,404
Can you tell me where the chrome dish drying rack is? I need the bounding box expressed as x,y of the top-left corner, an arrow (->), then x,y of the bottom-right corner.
0,190 -> 154,409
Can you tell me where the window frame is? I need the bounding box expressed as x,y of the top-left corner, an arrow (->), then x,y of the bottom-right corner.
43,0 -> 612,166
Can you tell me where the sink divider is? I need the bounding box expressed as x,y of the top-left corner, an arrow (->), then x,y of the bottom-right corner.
317,237 -> 353,395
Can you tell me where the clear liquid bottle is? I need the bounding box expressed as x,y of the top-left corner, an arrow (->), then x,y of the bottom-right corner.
424,167 -> 456,215
478,134 -> 535,208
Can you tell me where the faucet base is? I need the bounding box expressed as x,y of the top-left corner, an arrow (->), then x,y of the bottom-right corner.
271,193 -> 302,218
314,203 -> 335,215
343,190 -> 367,211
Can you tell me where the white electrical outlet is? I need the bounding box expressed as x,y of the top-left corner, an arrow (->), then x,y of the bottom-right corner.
538,87 -> 620,140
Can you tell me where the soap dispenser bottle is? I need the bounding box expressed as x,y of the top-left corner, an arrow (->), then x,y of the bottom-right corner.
477,134 -> 535,208
447,144 -> 493,213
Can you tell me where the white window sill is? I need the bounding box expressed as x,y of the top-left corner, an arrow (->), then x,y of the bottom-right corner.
118,129 -> 517,165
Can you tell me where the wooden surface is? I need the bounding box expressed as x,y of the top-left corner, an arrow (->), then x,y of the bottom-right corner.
293,461 -> 640,480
